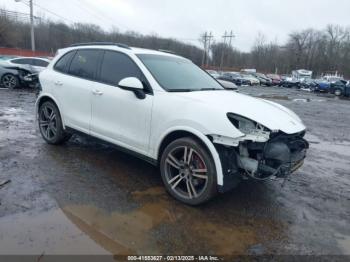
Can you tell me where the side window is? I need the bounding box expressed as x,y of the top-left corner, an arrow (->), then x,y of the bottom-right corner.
11,58 -> 31,65
68,50 -> 101,80
99,51 -> 141,86
33,59 -> 49,67
54,51 -> 75,73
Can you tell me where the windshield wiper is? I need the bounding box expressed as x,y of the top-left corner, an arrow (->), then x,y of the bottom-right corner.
167,89 -> 194,92
199,88 -> 223,91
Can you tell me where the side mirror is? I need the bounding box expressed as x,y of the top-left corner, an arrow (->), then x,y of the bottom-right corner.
118,77 -> 145,99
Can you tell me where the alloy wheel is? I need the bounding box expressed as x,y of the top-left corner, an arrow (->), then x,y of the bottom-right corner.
39,104 -> 57,141
164,146 -> 208,200
2,75 -> 17,89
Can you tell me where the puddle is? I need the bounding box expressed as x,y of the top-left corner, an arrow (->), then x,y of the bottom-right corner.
0,209 -> 111,256
335,234 -> 350,255
0,107 -> 27,123
61,186 -> 283,255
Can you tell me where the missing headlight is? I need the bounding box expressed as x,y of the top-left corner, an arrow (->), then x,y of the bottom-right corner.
227,113 -> 271,141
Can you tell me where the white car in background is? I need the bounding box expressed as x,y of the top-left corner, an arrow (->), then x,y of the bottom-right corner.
36,42 -> 309,205
0,57 -> 50,88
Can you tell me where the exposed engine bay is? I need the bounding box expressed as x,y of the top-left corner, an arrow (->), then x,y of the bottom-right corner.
211,113 -> 309,192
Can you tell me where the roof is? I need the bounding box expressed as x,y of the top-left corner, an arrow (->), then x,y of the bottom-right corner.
62,43 -> 181,58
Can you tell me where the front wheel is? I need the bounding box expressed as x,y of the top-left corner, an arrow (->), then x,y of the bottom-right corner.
1,74 -> 19,89
160,137 -> 217,205
38,101 -> 71,144
334,89 -> 342,96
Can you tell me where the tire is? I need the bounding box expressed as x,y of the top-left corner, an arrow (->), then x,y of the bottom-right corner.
334,89 -> 342,96
160,137 -> 217,205
38,101 -> 71,145
1,74 -> 19,89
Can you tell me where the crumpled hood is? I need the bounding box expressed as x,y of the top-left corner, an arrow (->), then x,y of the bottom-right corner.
175,90 -> 306,134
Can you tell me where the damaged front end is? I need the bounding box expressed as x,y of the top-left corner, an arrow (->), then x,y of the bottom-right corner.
212,113 -> 309,192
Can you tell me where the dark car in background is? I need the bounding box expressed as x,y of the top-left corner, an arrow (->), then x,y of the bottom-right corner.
300,78 -> 317,90
218,72 -> 250,86
250,73 -> 272,86
314,79 -> 330,92
329,80 -> 350,96
280,77 -> 300,88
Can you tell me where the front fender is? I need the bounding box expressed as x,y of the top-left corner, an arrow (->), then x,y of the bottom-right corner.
154,126 -> 224,186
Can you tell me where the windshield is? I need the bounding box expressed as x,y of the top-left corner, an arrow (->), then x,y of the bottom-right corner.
137,54 -> 224,92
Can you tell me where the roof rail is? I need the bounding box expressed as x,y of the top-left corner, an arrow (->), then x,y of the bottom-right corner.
158,49 -> 176,54
70,42 -> 131,50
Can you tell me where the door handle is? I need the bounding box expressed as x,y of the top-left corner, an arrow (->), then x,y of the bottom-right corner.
92,89 -> 103,95
54,81 -> 63,86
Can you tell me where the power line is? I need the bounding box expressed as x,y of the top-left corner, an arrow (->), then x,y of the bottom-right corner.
32,2 -> 74,24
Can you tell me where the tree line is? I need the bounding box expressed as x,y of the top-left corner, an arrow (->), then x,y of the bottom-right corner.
0,12 -> 203,64
211,25 -> 350,78
1,10 -> 349,78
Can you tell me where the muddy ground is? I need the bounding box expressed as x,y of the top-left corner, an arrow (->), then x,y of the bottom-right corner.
0,86 -> 349,259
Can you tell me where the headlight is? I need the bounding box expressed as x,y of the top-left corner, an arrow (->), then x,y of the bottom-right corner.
227,113 -> 271,135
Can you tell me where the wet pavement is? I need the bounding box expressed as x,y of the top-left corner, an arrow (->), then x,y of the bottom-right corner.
0,86 -> 349,258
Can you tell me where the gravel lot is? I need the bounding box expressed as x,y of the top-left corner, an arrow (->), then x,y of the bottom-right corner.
0,86 -> 349,259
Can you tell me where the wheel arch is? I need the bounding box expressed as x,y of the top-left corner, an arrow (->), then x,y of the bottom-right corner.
36,94 -> 66,128
156,127 -> 224,186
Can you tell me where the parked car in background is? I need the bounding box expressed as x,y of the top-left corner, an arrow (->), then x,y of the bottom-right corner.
217,79 -> 238,91
329,80 -> 350,96
241,74 -> 260,86
300,78 -> 317,90
314,79 -> 330,92
0,57 -> 50,88
267,74 -> 281,85
218,72 -> 250,86
253,73 -> 272,86
280,77 -> 300,88
206,69 -> 221,79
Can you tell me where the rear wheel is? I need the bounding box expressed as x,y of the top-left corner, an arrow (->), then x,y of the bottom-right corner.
1,74 -> 19,89
38,101 -> 71,145
160,137 -> 217,205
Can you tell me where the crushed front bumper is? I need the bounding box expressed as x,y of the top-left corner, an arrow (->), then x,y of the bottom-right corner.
215,131 -> 309,192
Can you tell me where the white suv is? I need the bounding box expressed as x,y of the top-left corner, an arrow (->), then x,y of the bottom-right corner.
36,43 -> 308,205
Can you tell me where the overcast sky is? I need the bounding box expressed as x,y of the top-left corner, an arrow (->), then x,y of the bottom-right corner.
2,0 -> 350,51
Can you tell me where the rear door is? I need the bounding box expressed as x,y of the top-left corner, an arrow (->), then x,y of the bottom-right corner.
90,50 -> 153,155
52,49 -> 102,133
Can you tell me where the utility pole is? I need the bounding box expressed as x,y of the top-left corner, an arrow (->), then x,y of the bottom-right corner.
201,32 -> 208,67
220,30 -> 235,71
29,0 -> 35,51
206,32 -> 213,67
15,0 -> 35,51
201,32 -> 214,67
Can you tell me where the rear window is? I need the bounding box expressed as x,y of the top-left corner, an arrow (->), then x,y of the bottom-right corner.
68,50 -> 101,80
